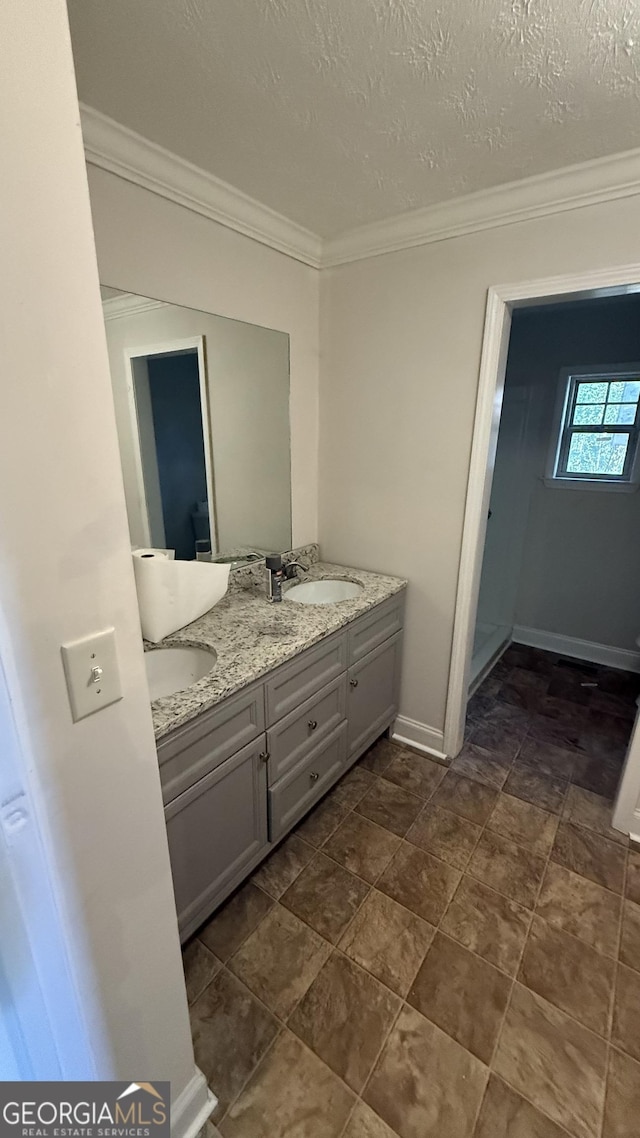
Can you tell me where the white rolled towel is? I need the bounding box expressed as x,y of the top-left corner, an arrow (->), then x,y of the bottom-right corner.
132,551 -> 230,642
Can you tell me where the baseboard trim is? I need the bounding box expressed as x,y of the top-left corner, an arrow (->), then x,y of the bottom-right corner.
512,626 -> 640,674
171,1068 -> 216,1138
392,715 -> 448,761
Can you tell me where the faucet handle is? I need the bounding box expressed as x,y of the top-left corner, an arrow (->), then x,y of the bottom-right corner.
284,560 -> 307,579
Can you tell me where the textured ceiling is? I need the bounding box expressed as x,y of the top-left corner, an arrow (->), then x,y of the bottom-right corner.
67,0 -> 640,238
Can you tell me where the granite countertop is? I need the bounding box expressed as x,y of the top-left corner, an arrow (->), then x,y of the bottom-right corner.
149,555 -> 407,742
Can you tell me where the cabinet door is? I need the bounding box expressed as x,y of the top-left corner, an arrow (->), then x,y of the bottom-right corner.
347,632 -> 403,763
165,737 -> 268,939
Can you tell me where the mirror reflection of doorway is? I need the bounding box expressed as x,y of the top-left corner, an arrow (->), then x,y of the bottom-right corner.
127,336 -> 217,559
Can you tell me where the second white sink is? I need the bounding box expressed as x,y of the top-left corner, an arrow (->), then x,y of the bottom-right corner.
285,579 -> 363,605
144,645 -> 217,701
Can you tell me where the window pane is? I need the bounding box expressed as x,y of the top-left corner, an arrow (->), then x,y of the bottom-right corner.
573,404 -> 604,425
566,432 -> 629,476
604,403 -> 637,425
608,380 -> 640,403
576,381 -> 609,403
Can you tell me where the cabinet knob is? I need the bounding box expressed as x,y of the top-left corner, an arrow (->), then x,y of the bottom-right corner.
349,678 -> 359,688
259,751 -> 270,763
309,771 -> 319,782
308,719 -> 318,730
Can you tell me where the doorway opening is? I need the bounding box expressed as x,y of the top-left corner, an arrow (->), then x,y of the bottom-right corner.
445,264 -> 640,838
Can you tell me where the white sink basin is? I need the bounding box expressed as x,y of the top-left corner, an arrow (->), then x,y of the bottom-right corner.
285,579 -> 364,605
144,645 -> 217,701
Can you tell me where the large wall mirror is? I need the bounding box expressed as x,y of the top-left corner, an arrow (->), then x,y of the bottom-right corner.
101,287 -> 292,562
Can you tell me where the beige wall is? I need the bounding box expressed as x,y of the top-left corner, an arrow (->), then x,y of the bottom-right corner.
1,0 -> 204,1113
88,166 -> 320,548
319,197 -> 640,742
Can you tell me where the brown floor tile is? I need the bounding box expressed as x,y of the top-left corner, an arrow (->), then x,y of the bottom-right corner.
626,849 -> 640,905
363,1004 -> 488,1138
488,793 -> 559,857
358,737 -> 400,776
355,778 -> 423,837
281,853 -> 369,944
518,915 -> 615,1036
516,738 -> 577,781
199,881 -> 274,960
493,984 -> 607,1138
432,771 -> 499,825
468,830 -> 546,908
468,689 -> 497,721
251,834 -> 314,899
324,812 -> 401,883
450,741 -> 513,791
289,952 -> 400,1093
339,889 -> 435,996
499,669 -> 549,712
591,688 -> 637,720
571,753 -> 623,799
329,766 -> 378,809
527,709 -> 583,752
562,785 -> 628,846
502,646 -> 556,675
603,1047 -> 640,1138
228,904 -> 331,1020
547,673 -> 591,706
474,1075 -> 569,1138
407,932 -> 511,1063
190,969 -> 279,1119
296,797 -> 349,847
620,899 -> 640,970
467,721 -> 522,763
503,764 -> 568,815
441,875 -> 531,976
219,1028 -> 355,1138
612,963 -> 640,1062
382,750 -> 446,799
536,862 -> 621,958
377,842 -> 461,924
342,1101 -> 398,1138
406,803 -> 482,870
182,939 -> 220,1005
551,822 -> 626,893
485,699 -> 531,735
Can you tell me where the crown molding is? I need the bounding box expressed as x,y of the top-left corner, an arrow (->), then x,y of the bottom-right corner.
80,104 -> 323,269
101,293 -> 168,321
322,147 -> 640,267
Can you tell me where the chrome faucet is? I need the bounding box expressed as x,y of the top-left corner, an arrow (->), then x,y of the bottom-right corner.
265,555 -> 307,602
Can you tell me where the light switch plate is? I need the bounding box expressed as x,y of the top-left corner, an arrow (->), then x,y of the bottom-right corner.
61,627 -> 123,722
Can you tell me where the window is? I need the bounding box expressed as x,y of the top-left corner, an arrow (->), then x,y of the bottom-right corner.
548,365 -> 640,489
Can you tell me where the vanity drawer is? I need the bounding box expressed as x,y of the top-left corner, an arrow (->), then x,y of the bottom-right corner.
158,681 -> 265,804
348,593 -> 404,665
268,722 -> 347,842
266,674 -> 347,784
265,630 -> 347,725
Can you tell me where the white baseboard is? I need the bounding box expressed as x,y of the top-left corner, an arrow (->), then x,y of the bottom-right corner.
512,626 -> 640,673
392,715 -> 448,762
172,1068 -> 217,1138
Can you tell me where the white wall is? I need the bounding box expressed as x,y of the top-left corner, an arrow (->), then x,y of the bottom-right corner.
104,303 -> 291,553
0,0 -> 206,1122
87,166 -> 320,548
509,298 -> 640,654
319,196 -> 640,748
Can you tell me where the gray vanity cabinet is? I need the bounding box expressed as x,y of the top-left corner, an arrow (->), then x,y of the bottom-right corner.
164,735 -> 268,938
347,632 -> 403,761
159,589 -> 405,941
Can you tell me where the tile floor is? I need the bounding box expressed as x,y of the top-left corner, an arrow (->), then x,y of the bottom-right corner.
183,645 -> 640,1138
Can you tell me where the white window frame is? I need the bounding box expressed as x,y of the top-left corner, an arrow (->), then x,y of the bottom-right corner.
545,363 -> 640,492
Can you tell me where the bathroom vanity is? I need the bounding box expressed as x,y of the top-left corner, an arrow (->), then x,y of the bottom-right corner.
152,552 -> 406,941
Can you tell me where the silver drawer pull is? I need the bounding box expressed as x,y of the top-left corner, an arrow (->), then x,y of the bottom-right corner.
259,751 -> 270,763
349,678 -> 359,688
309,771 -> 319,782
308,719 -> 318,730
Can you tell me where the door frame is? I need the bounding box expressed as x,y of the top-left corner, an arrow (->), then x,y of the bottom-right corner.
123,335 -> 218,553
443,260 -> 640,837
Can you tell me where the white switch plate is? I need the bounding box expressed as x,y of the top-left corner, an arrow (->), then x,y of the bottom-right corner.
61,627 -> 123,722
